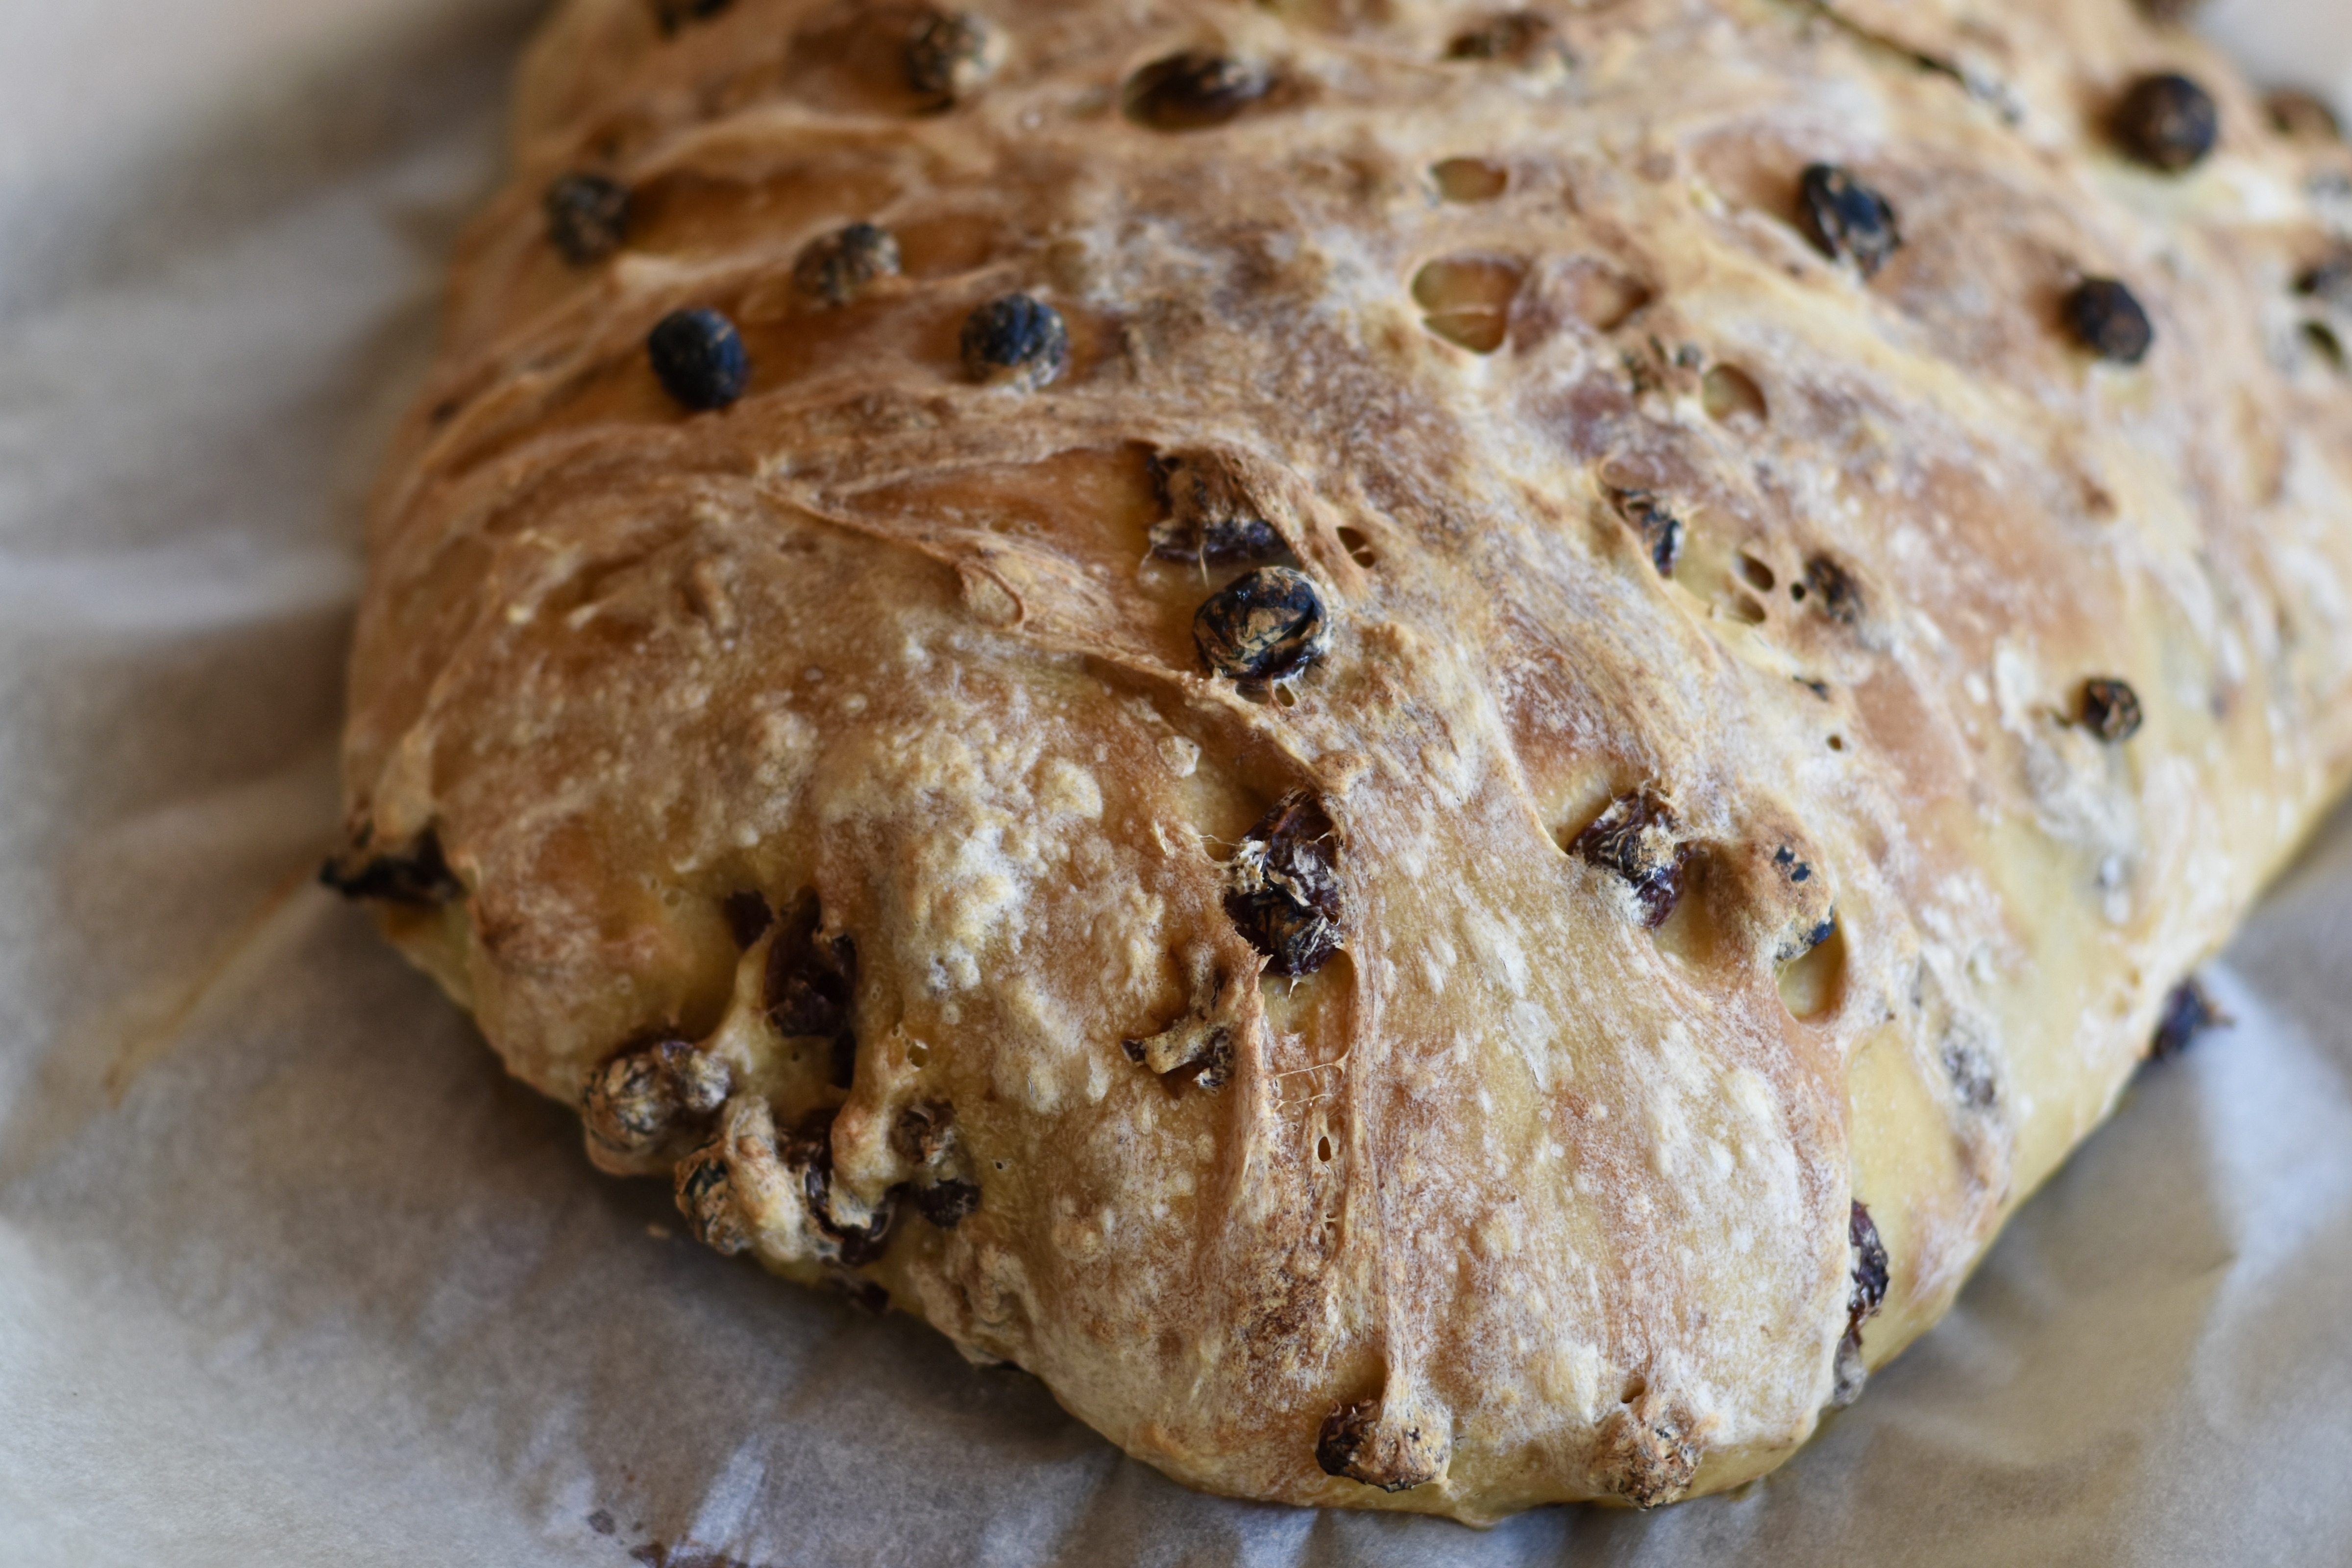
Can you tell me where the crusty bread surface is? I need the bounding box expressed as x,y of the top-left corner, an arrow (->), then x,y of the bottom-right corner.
335,0 -> 2352,1519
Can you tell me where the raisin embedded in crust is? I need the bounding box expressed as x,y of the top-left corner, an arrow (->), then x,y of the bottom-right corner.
580,1037 -> 732,1165
1123,53 -> 1272,132
647,308 -> 751,411
1225,793 -> 1347,978
2064,278 -> 2155,365
1315,1398 -> 1447,1492
793,222 -> 902,305
319,827 -> 464,907
1798,164 -> 1903,278
542,173 -> 630,265
960,294 -> 1068,389
1570,789 -> 1686,929
2113,73 -> 2221,173
1193,565 -> 1331,683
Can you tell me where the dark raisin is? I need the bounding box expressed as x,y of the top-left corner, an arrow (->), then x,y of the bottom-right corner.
905,10 -> 998,101
765,889 -> 858,1043
1804,556 -> 1864,625
1797,164 -> 1903,279
2151,977 -> 2227,1060
2064,277 -> 2155,364
1194,565 -> 1332,684
782,1108 -> 899,1267
1570,789 -> 1686,929
647,307 -> 750,411
911,1178 -> 981,1229
1607,488 -> 1684,577
893,1101 -> 957,1166
543,173 -> 631,266
1445,11 -> 1560,65
1123,1016 -> 1235,1091
721,891 -> 774,949
674,1147 -> 746,1252
2269,90 -> 2343,143
793,222 -> 901,305
2298,250 -> 2352,310
2080,677 -> 2144,742
1848,1201 -> 1890,1333
319,828 -> 464,907
581,1038 -> 732,1161
653,0 -> 732,35
1225,793 -> 1347,978
1315,1400 -> 1445,1492
1123,52 -> 1271,132
1148,452 -> 1287,567
959,294 -> 1068,389
2114,73 -> 2220,173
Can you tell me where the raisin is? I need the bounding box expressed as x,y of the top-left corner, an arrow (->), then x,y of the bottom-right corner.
782,1108 -> 898,1267
1804,555 -> 1864,625
765,890 -> 858,1060
319,827 -> 464,907
721,890 -> 774,949
543,173 -> 631,266
1148,453 -> 1286,568
1123,52 -> 1271,132
905,10 -> 997,101
1315,1400 -> 1446,1492
1570,789 -> 1685,929
652,0 -> 732,35
1225,793 -> 1347,978
959,294 -> 1068,390
1940,1035 -> 1999,1111
647,307 -> 750,411
674,1147 -> 747,1252
1445,12 -> 1560,65
2064,278 -> 2155,365
1193,565 -> 1332,684
581,1038 -> 732,1161
1607,488 -> 1684,576
793,222 -> 901,306
1797,164 -> 1903,278
2080,677 -> 2144,742
2114,73 -> 2220,173
1848,1201 -> 1889,1335
893,1101 -> 957,1167
911,1178 -> 981,1229
2151,977 -> 2227,1060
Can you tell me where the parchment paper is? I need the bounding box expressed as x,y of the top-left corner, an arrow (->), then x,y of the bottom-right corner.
2,4 -> 2348,1564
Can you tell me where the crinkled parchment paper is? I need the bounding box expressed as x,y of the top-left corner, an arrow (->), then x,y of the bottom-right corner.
3,3 -> 2350,1564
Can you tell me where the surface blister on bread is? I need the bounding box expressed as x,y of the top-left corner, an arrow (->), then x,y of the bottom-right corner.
336,0 -> 2352,1520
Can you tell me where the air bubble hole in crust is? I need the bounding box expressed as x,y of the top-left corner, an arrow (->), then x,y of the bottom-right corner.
1777,919 -> 1846,1020
1620,1373 -> 1648,1404
1317,1135 -> 1334,1162
1726,590 -> 1767,626
1337,525 -> 1378,567
1431,157 -> 1509,203
1702,364 -> 1768,424
1827,735 -> 1846,752
1737,553 -> 1776,592
1412,256 -> 1525,354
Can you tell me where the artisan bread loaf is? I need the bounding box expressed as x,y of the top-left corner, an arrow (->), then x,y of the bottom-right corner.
331,0 -> 2352,1519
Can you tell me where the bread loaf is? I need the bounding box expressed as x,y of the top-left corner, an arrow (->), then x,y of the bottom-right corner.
331,0 -> 2352,1519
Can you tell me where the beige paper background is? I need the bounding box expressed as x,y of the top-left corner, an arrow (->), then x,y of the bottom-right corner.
2,3 -> 2348,1564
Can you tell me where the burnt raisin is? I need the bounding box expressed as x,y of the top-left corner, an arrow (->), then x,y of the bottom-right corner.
1570,789 -> 1685,929
1608,488 -> 1684,576
765,890 -> 858,1046
1848,1200 -> 1889,1334
2151,977 -> 2227,1060
2114,73 -> 2220,172
1225,793 -> 1347,978
1194,565 -> 1331,684
1123,52 -> 1271,131
543,173 -> 631,265
2080,677 -> 2144,742
648,307 -> 750,411
1798,164 -> 1903,278
653,0 -> 732,34
905,10 -> 998,101
793,222 -> 901,305
581,1038 -> 732,1161
960,294 -> 1068,390
1445,12 -> 1560,65
319,828 -> 464,907
781,1109 -> 899,1266
1148,453 -> 1286,568
2064,278 -> 2155,365
1315,1400 -> 1446,1492
911,1178 -> 982,1229
722,891 -> 774,949
1804,556 -> 1864,625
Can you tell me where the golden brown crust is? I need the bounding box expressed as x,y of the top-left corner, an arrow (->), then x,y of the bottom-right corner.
338,0 -> 2352,1520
